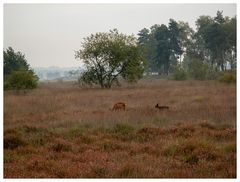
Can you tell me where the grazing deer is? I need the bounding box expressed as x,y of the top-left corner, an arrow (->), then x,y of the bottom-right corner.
112,102 -> 126,111
155,104 -> 169,110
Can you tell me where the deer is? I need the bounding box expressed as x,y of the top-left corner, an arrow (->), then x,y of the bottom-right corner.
155,103 -> 169,110
112,102 -> 126,111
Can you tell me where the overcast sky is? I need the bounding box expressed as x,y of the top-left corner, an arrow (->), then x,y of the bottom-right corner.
4,4 -> 236,68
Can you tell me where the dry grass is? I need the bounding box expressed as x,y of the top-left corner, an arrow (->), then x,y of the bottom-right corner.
4,78 -> 236,178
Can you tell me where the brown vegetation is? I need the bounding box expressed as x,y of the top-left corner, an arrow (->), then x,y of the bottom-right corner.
4,79 -> 236,178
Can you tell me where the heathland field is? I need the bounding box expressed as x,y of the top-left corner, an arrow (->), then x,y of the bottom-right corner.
4,79 -> 236,178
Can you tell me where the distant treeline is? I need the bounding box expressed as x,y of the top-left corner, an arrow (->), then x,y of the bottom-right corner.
137,11 -> 236,75
4,11 -> 236,90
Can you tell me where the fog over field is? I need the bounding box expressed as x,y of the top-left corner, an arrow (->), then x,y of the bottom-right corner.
4,4 -> 236,68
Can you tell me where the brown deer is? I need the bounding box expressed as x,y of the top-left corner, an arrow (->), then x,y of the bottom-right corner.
155,104 -> 169,110
112,102 -> 126,111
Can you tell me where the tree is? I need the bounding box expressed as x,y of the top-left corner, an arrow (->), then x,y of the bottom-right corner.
203,22 -> 228,70
138,28 -> 150,46
187,58 -> 210,80
4,47 -> 38,90
138,11 -> 236,75
4,47 -> 30,79
223,16 -> 236,69
138,28 -> 158,73
153,20 -> 186,75
178,21 -> 195,61
194,15 -> 214,65
214,10 -> 225,24
168,19 -> 183,60
154,24 -> 171,74
195,11 -> 236,71
75,29 -> 146,88
138,20 -> 190,75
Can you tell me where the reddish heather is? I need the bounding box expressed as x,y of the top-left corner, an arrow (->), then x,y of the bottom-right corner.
4,79 -> 236,178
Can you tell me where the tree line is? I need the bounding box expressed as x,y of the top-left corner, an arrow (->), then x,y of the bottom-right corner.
76,10 -> 236,87
138,11 -> 236,75
4,10 -> 236,90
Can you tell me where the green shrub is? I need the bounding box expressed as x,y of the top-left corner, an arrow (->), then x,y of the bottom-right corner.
5,71 -> 38,90
171,65 -> 187,81
205,69 -> 219,80
218,71 -> 236,83
187,59 -> 209,80
4,47 -> 39,90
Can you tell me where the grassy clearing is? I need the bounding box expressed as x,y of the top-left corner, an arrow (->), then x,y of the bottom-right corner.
4,79 -> 236,178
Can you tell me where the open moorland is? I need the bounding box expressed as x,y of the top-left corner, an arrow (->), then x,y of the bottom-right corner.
4,78 -> 236,178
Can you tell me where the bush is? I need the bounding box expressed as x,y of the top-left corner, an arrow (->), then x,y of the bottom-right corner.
218,71 -> 236,83
171,65 -> 187,80
4,71 -> 38,90
205,69 -> 219,80
187,59 -> 209,80
4,47 -> 38,90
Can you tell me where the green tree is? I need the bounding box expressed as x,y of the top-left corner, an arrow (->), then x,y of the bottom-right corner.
153,24 -> 171,74
223,16 -> 236,69
153,20 -> 185,75
75,29 -> 146,88
168,19 -> 183,61
138,11 -> 236,75
187,11 -> 236,71
194,15 -> 214,64
4,47 -> 30,79
138,28 -> 150,46
4,47 -> 38,90
138,20 -> 190,75
214,10 -> 225,24
197,11 -> 236,71
178,21 -> 195,61
171,64 -> 187,81
187,58 -> 210,80
138,28 -> 158,73
202,21 -> 228,70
